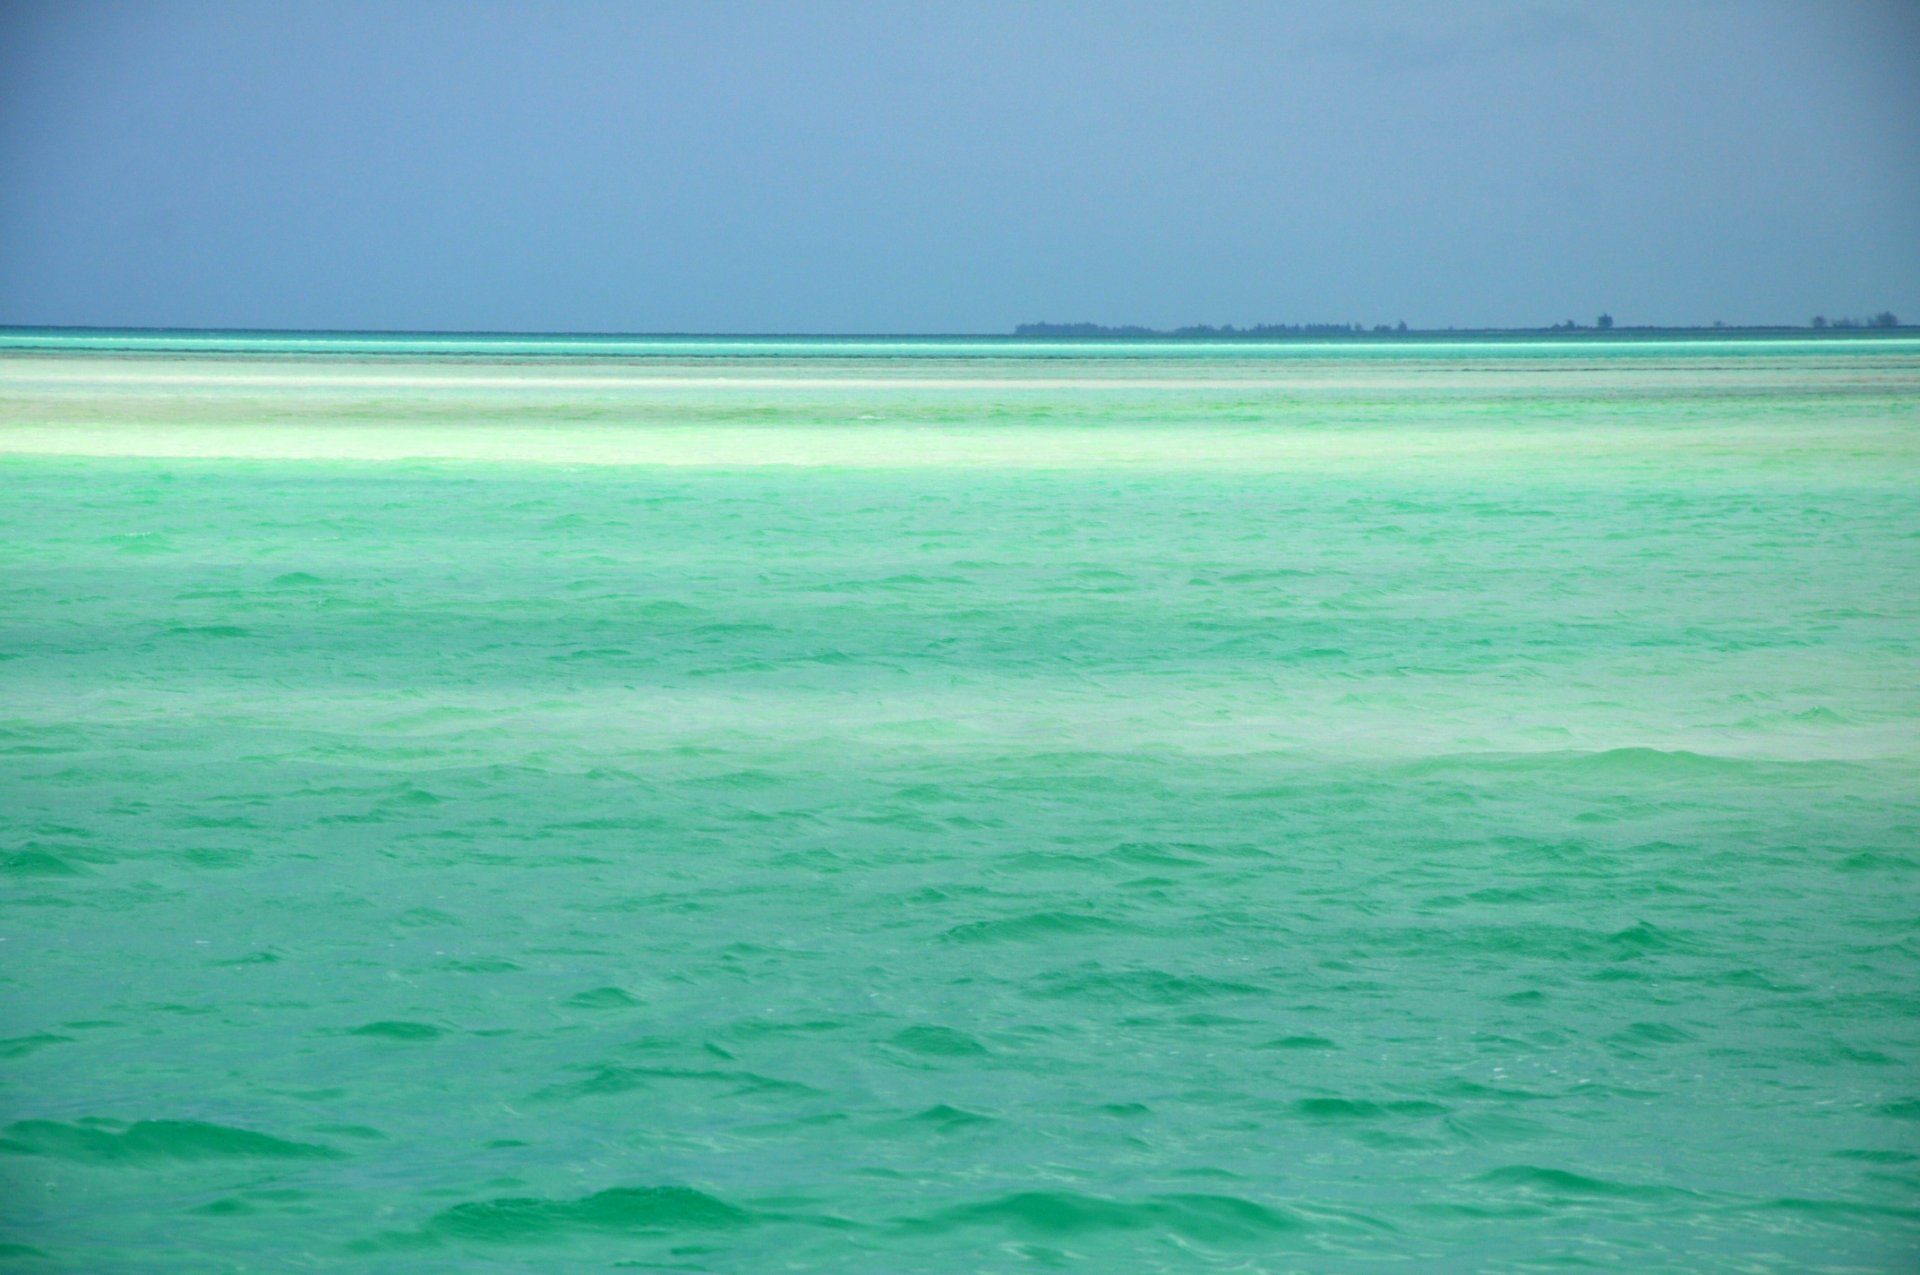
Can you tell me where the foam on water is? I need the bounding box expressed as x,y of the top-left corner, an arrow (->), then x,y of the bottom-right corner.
1,335 -> 1917,1271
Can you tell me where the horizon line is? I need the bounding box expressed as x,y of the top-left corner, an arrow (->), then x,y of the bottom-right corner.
1,321 -> 1912,341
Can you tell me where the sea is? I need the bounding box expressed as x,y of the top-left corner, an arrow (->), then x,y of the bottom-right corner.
2,331 -> 1917,1272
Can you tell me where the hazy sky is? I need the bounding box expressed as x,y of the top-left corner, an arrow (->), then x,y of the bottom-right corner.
2,0 -> 1916,333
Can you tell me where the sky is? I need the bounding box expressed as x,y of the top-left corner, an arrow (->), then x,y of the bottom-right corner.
1,0 -> 1916,334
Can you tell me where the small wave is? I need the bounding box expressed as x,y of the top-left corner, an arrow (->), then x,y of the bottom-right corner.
1477,1165 -> 1699,1202
180,847 -> 252,869
886,1025 -> 989,1057
435,957 -> 521,974
378,786 -> 444,808
546,646 -> 632,662
1604,920 -> 1692,954
685,768 -> 785,791
1291,1097 -> 1450,1122
1259,1034 -> 1338,1051
0,1034 -> 73,1059
1442,1112 -> 1553,1145
1433,1078 -> 1554,1103
1030,966 -> 1264,1005
1750,1196 -> 1920,1222
428,1185 -> 753,1243
1217,568 -> 1315,584
1839,851 -> 1920,874
1401,747 -> 1856,785
564,986 -> 640,1009
905,1190 -> 1304,1243
1833,1148 -> 1918,1163
0,850 -> 86,877
1107,841 -> 1206,866
940,911 -> 1125,944
1603,1021 -> 1695,1047
164,624 -> 250,638
1570,747 -> 1772,777
1355,919 -> 1696,964
348,1020 -> 443,1041
539,1064 -> 818,1101
213,949 -> 279,967
1733,705 -> 1852,728
0,1119 -> 342,1164
907,1104 -> 995,1130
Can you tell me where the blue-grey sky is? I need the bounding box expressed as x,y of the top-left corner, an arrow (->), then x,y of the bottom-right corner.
2,0 -> 1916,333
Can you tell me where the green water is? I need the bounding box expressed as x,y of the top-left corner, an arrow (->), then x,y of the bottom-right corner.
2,336 -> 1917,1271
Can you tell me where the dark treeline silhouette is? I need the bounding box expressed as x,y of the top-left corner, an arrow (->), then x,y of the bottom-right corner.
1811,312 -> 1899,330
1016,312 -> 1906,338
1017,320 -> 1408,338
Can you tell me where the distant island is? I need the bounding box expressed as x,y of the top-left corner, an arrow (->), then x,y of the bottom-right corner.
1014,312 -> 1903,338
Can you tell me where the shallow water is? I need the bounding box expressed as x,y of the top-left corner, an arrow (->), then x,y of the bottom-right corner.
2,335 -> 1918,1271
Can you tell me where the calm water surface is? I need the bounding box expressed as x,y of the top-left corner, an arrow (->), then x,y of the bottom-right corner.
2,335 -> 1918,1271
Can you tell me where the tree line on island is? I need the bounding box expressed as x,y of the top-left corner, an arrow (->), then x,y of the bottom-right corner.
1811,312 -> 1901,330
1014,312 -> 1902,338
1016,320 -> 1409,337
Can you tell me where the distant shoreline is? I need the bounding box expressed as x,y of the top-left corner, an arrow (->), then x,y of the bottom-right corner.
0,322 -> 1913,343
1013,318 -> 1907,340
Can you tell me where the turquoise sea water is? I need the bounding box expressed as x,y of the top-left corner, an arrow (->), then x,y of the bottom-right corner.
2,334 -> 1918,1271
